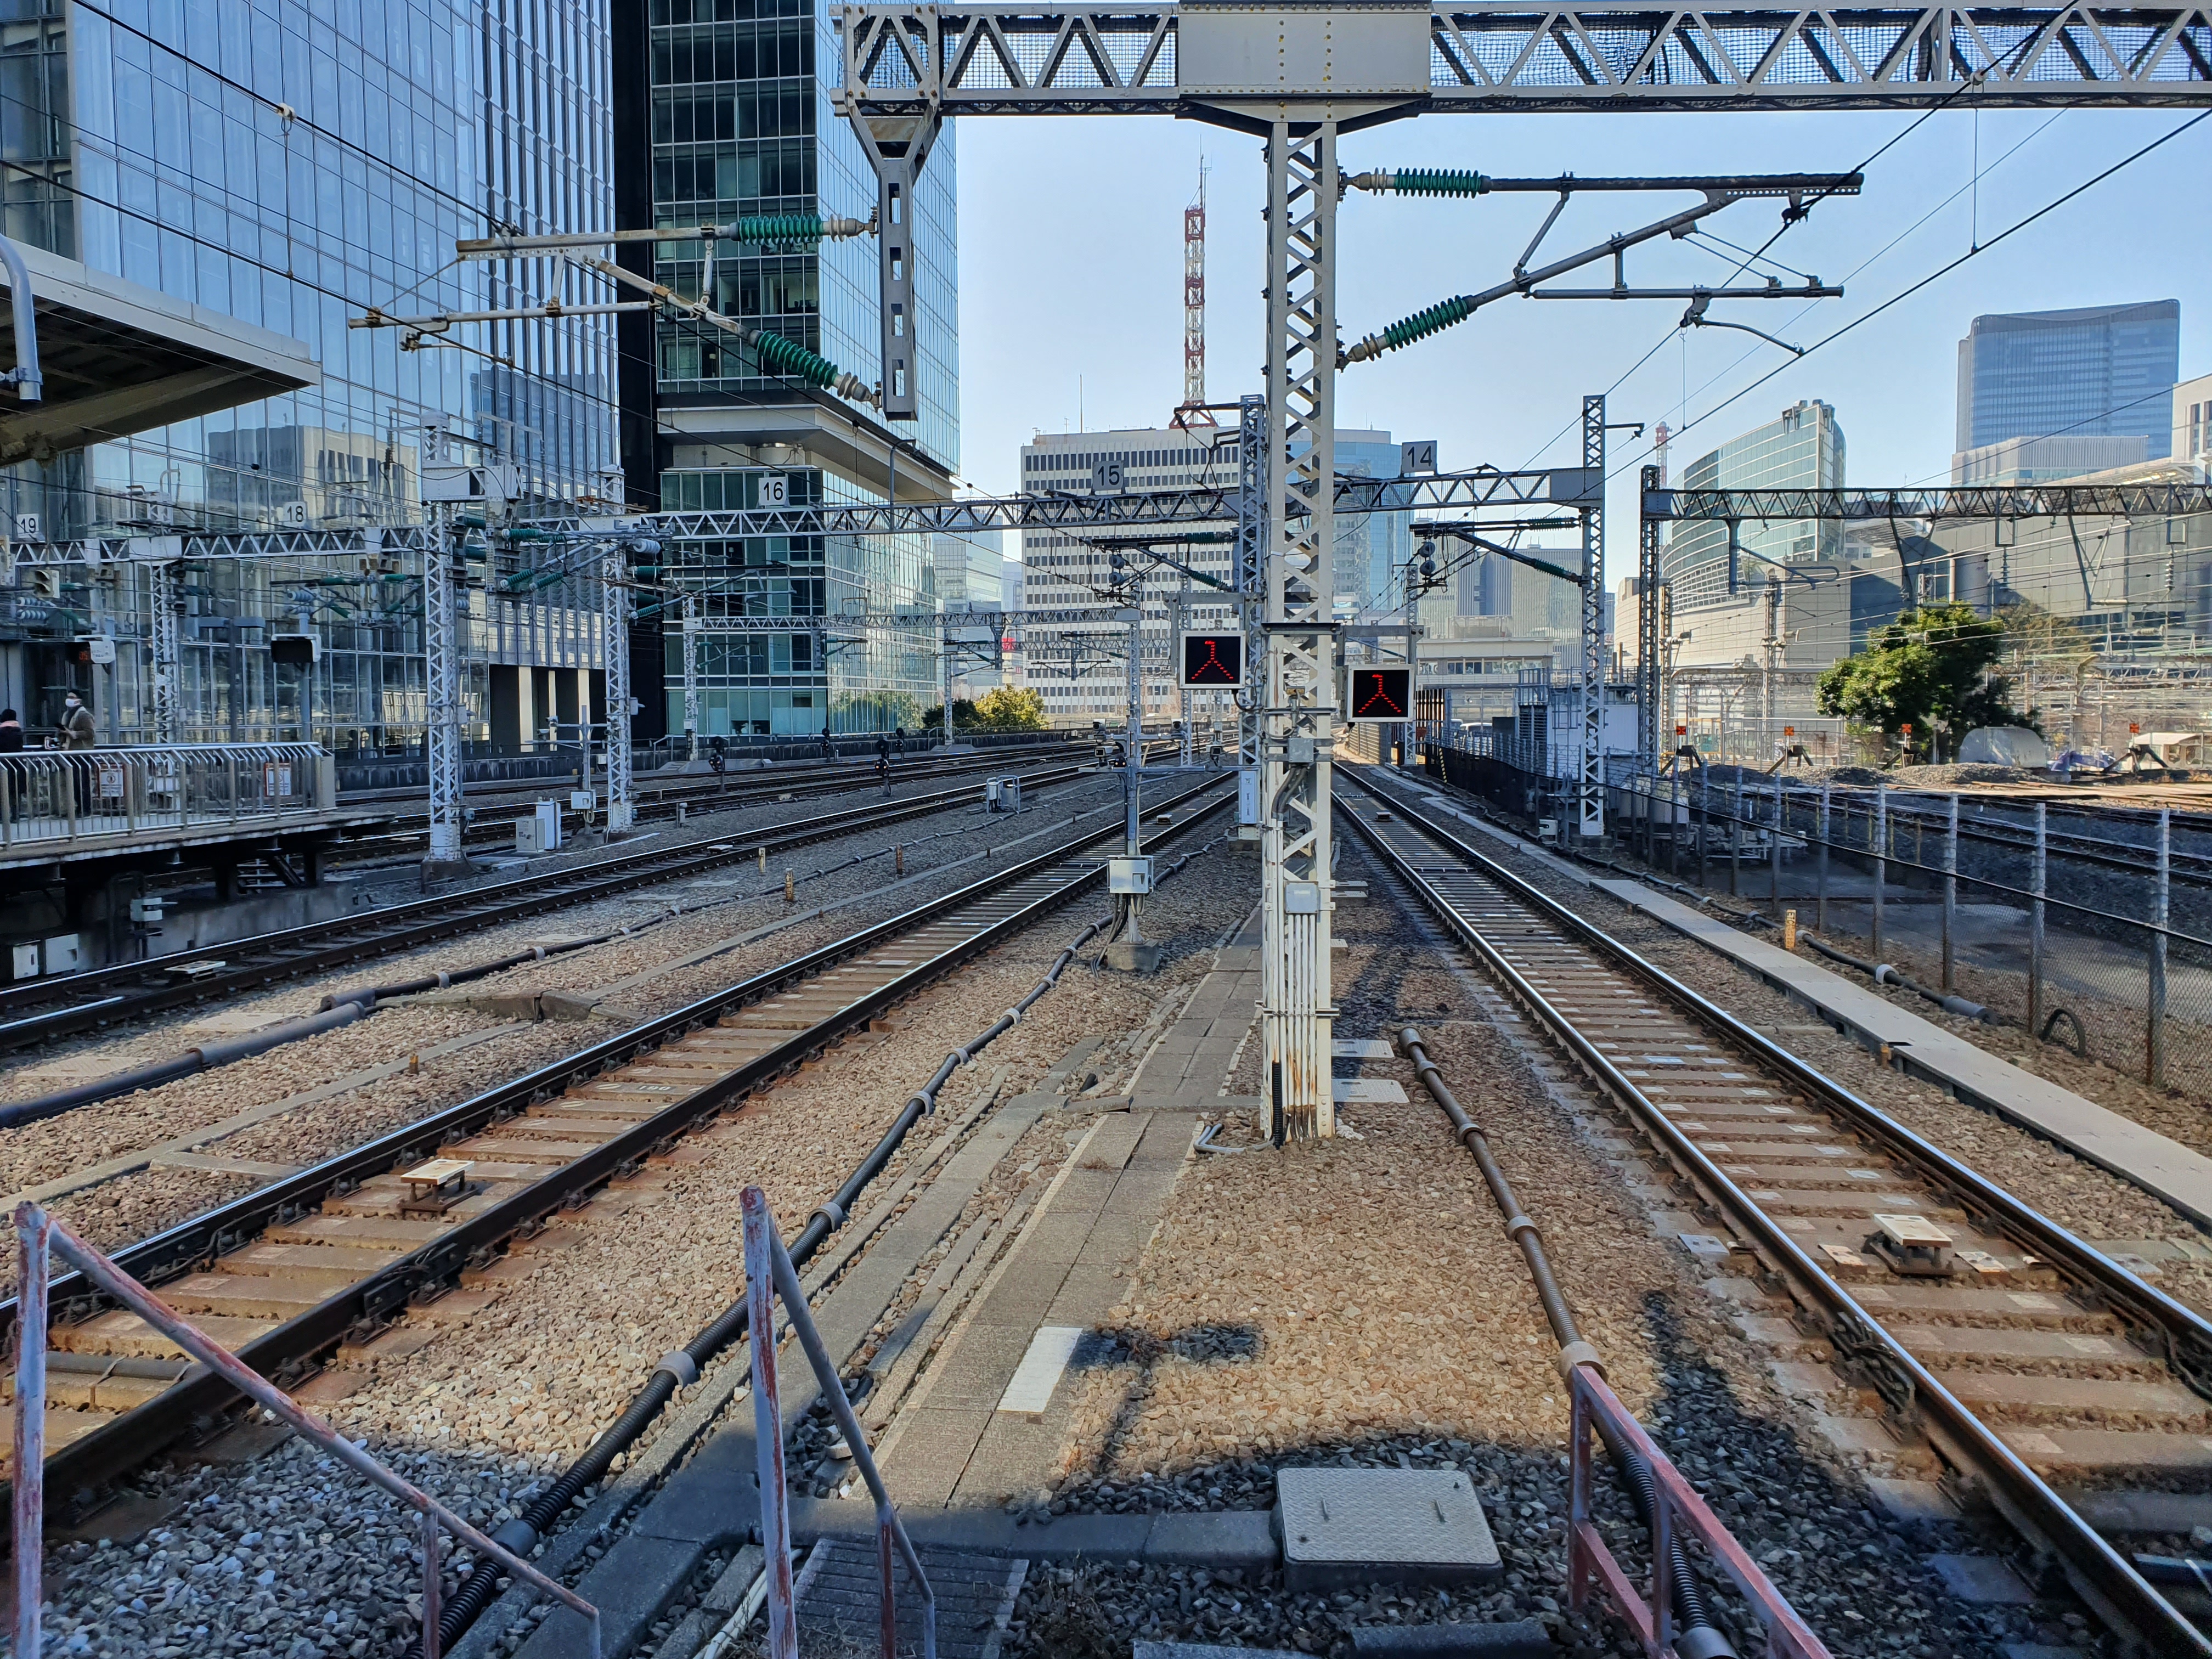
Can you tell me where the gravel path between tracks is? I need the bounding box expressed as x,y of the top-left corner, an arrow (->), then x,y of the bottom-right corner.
1470,833 -> 2212,1313
1007,830 -> 2063,1659
1,776 -> 1153,1252
29,821 -> 1249,1659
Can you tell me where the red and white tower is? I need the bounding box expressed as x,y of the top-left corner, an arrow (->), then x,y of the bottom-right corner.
1177,171 -> 1214,425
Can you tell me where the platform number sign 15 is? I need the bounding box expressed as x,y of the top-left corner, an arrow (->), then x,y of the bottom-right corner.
1180,633 -> 1243,687
1091,462 -> 1126,493
1345,666 -> 1413,722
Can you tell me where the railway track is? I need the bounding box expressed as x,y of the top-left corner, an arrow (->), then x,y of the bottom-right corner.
330,744 -> 1088,861
1341,764 -> 2212,1656
4,775 -> 1234,1517
0,758 -> 1113,1052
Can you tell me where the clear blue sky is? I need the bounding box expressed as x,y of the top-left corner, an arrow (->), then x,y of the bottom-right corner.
952,103 -> 2209,583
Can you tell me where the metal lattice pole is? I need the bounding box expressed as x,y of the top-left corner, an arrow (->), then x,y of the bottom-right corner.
1638,465 -> 1662,769
681,591 -> 701,760
1259,120 -> 1337,1143
1235,391 -> 1266,821
603,548 -> 634,833
148,560 -> 180,744
1578,395 -> 1606,842
424,507 -> 465,871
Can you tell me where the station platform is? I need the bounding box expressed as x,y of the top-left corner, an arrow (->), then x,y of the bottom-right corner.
1388,775 -> 2212,1233
0,743 -> 390,877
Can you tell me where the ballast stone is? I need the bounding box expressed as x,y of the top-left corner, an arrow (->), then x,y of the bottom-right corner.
1275,1468 -> 1503,1593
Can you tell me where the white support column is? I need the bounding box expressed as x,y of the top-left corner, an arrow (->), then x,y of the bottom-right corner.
424,508 -> 467,873
1259,119 -> 1338,1143
602,546 -> 634,833
148,560 -> 180,744
1578,394 -> 1606,842
681,591 -> 701,760
1234,392 -> 1266,826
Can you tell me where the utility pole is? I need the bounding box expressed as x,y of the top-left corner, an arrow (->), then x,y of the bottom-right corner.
681,591 -> 701,761
1637,465 -> 1664,770
1257,118 -> 1339,1142
1577,395 -> 1606,843
1234,392 -> 1266,831
602,543 -> 636,833
423,503 -> 466,879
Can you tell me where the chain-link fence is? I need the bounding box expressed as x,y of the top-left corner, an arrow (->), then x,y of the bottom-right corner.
1427,745 -> 2212,1101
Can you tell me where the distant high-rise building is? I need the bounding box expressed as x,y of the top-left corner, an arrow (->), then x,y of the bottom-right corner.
1952,301 -> 2179,482
624,0 -> 960,736
1664,400 -> 1846,617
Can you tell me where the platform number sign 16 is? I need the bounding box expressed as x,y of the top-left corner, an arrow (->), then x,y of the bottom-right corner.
1345,666 -> 1413,722
757,473 -> 789,508
1091,462 -> 1126,493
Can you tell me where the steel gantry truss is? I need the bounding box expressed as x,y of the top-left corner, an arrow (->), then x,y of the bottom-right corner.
1634,478 -> 2212,765
838,2 -> 2212,116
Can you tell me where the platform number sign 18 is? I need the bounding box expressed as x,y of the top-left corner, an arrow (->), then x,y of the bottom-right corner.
1345,666 -> 1413,722
1180,633 -> 1243,687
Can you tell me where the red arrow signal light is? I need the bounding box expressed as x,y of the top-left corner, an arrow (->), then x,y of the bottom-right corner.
1344,666 -> 1413,723
1180,633 -> 1244,687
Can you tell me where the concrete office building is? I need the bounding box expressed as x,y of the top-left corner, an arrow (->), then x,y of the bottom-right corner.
624,0 -> 958,737
1951,301 -> 2180,483
2177,372 -> 2212,467
1016,425 -> 1407,726
0,0 -> 622,752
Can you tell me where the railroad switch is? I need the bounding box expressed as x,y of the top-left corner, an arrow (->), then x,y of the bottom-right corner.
1865,1213 -> 1953,1278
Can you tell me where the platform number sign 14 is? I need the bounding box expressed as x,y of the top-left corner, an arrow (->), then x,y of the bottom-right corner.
1345,667 -> 1413,723
1180,633 -> 1243,687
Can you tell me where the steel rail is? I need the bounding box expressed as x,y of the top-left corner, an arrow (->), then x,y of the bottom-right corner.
1340,768 -> 2212,1657
0,760 -> 1111,1048
10,777 -> 1234,1514
332,745 -> 1094,855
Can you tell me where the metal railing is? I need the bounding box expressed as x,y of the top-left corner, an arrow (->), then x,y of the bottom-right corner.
0,742 -> 337,850
743,1183 -> 935,1659
1431,744 -> 2212,1097
10,1202 -> 600,1659
1567,1364 -> 1828,1659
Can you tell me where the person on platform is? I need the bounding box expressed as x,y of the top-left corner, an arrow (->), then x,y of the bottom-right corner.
0,708 -> 22,752
60,691 -> 95,749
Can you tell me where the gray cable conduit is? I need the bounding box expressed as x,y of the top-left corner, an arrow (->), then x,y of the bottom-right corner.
432,819 -> 1220,1654
1399,1025 -> 1739,1659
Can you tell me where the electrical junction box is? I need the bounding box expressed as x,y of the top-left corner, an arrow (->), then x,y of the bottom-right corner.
517,800 -> 564,855
984,777 -> 1023,814
1108,856 -> 1154,896
44,934 -> 80,974
1237,766 -> 1260,824
128,896 -> 165,924
10,942 -> 37,980
1284,882 -> 1322,914
569,789 -> 595,813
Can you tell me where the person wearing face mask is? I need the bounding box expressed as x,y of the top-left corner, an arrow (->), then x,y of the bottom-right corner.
59,691 -> 94,749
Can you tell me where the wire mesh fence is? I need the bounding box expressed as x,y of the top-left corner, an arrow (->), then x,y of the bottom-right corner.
1427,745 -> 2212,1102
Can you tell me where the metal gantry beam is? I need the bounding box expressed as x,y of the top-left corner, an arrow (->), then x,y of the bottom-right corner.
838,4 -> 2212,115
1648,482 -> 2212,520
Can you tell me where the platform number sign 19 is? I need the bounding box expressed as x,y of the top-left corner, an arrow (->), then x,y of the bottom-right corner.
1180,633 -> 1243,687
1345,667 -> 1413,723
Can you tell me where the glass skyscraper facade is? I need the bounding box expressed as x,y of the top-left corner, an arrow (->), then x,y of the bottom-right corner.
1666,399 -> 1846,611
642,0 -> 958,737
1954,300 -> 2180,466
0,0 -> 619,749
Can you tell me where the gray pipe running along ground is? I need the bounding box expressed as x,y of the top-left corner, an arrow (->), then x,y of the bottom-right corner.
1399,1025 -> 1739,1659
430,830 -> 1222,1654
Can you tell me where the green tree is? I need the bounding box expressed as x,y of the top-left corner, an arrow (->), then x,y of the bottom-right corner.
1815,602 -> 2030,758
972,686 -> 1047,731
919,698 -> 980,731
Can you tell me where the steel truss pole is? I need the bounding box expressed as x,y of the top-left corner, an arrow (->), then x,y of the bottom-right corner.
1578,394 -> 1605,843
681,591 -> 702,760
1260,120 -> 1337,1144
1234,391 -> 1266,825
147,560 -> 180,744
424,507 -> 466,874
602,549 -> 634,833
1637,464 -> 1663,771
